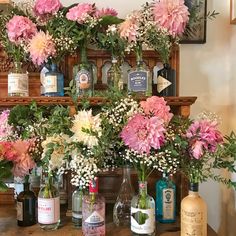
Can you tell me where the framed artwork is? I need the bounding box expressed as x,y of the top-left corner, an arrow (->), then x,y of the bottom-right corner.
180,0 -> 207,44
230,0 -> 236,24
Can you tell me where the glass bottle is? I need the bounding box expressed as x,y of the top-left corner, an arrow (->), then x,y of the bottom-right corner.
38,173 -> 60,231
113,166 -> 134,226
156,63 -> 176,97
44,63 -> 64,97
131,181 -> 155,236
155,173 -> 176,223
72,187 -> 83,228
107,57 -> 123,90
17,178 -> 37,227
82,178 -> 105,236
8,61 -> 29,97
181,183 -> 207,236
128,44 -> 152,96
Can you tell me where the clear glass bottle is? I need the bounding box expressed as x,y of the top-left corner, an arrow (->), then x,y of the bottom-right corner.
72,187 -> 83,228
131,181 -> 155,236
38,173 -> 60,231
113,166 -> 134,226
107,57 -> 123,90
44,63 -> 64,97
17,178 -> 37,227
82,178 -> 105,236
156,63 -> 176,97
128,44 -> 152,96
8,61 -> 29,97
181,183 -> 207,236
156,173 -> 176,223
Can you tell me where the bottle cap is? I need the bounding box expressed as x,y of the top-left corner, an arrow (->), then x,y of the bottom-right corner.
89,177 -> 98,193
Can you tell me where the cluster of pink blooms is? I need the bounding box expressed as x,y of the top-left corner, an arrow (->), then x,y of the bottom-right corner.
0,110 -> 13,141
152,0 -> 190,37
6,16 -> 37,44
0,140 -> 36,178
121,96 -> 173,154
95,7 -> 118,18
186,119 -> 224,159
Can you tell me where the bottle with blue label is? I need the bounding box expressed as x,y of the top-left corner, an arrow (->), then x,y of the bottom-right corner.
128,43 -> 152,96
44,63 -> 64,97
156,172 -> 176,223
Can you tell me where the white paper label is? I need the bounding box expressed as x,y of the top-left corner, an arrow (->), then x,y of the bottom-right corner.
44,75 -> 57,93
72,211 -> 82,219
8,73 -> 28,94
84,211 -> 105,227
163,188 -> 174,219
38,197 -> 60,224
131,207 -> 155,234
17,201 -> 23,221
157,75 -> 171,93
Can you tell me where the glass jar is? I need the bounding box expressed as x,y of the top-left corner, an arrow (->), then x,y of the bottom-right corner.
8,61 -> 29,97
72,187 -> 83,228
131,181 -> 155,236
44,63 -> 64,97
113,166 -> 134,226
38,173 -> 60,231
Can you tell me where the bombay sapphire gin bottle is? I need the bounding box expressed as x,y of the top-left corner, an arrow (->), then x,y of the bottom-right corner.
156,173 -> 176,223
82,178 -> 105,236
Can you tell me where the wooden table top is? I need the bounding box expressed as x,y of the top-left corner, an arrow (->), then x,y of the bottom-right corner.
0,205 -> 217,236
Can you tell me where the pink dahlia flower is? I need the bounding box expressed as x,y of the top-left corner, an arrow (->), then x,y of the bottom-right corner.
186,120 -> 223,159
95,7 -> 118,18
28,31 -> 56,66
120,113 -> 166,154
0,110 -> 13,141
66,3 -> 95,24
33,0 -> 62,17
140,96 -> 173,123
0,141 -> 17,161
118,11 -> 140,43
6,16 -> 37,44
152,0 -> 189,37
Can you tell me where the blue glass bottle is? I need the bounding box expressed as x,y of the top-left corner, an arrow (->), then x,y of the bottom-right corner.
44,63 -> 64,97
156,172 -> 176,223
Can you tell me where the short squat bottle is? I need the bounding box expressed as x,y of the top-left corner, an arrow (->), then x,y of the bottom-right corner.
131,181 -> 155,236
38,174 -> 60,231
44,63 -> 64,97
17,181 -> 37,226
72,187 -> 83,228
8,61 -> 29,97
156,173 -> 176,223
82,178 -> 105,236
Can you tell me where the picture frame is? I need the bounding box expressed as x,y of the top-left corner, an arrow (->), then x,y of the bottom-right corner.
230,0 -> 236,24
180,0 -> 207,44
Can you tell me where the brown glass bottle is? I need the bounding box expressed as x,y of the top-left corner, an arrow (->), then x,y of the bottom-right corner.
17,182 -> 37,226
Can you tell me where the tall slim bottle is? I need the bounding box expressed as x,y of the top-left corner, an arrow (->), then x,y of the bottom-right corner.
72,187 -> 83,228
82,178 -> 105,236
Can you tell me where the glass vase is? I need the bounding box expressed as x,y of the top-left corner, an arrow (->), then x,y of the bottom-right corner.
38,173 -> 60,231
156,63 -> 176,96
72,187 -> 83,228
113,166 -> 134,226
107,57 -> 123,90
181,183 -> 207,236
131,181 -> 155,236
44,63 -> 64,97
8,61 -> 29,97
155,173 -> 176,223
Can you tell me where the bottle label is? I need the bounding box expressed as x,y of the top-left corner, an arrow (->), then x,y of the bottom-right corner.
8,73 -> 28,94
17,201 -> 23,221
76,69 -> 91,91
181,208 -> 206,235
131,207 -> 155,234
163,188 -> 174,220
38,197 -> 60,224
128,71 -> 148,92
72,211 -> 82,219
84,211 -> 105,227
44,75 -> 57,93
157,75 -> 171,93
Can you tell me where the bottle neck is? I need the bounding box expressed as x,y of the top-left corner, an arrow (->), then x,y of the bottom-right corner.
122,166 -> 132,182
51,63 -> 58,72
89,178 -> 98,194
23,183 -> 30,192
139,181 -> 147,195
189,183 -> 199,195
